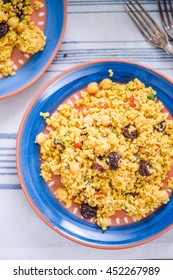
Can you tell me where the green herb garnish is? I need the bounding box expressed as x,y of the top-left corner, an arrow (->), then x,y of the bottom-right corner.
147,93 -> 156,101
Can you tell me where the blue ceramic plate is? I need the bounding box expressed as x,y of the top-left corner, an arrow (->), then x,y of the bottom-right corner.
17,60 -> 173,249
0,0 -> 67,100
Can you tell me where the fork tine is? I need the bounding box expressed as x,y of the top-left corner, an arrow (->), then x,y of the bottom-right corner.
124,3 -> 151,41
163,0 -> 173,27
133,0 -> 163,32
125,0 -> 162,41
125,0 -> 173,53
169,0 -> 173,19
128,0 -> 156,35
158,0 -> 167,29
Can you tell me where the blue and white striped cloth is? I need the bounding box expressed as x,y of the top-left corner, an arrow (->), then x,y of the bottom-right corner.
0,0 -> 173,259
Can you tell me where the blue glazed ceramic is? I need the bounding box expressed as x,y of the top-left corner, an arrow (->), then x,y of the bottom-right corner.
0,0 -> 66,100
17,60 -> 173,249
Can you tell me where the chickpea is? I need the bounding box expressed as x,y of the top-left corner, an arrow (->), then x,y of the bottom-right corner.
56,188 -> 68,202
70,162 -> 80,174
7,17 -> 19,29
87,82 -> 99,94
35,132 -> 47,145
100,78 -> 113,90
17,22 -> 25,33
101,115 -> 110,126
159,190 -> 169,203
83,115 -> 94,125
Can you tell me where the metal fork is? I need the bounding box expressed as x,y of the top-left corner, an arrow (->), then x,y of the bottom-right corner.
124,0 -> 173,55
158,0 -> 173,40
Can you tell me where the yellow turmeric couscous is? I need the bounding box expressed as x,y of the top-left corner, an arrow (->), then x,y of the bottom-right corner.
36,78 -> 173,230
0,0 -> 46,76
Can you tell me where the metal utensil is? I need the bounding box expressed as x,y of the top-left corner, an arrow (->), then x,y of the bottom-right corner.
158,0 -> 173,40
124,0 -> 173,55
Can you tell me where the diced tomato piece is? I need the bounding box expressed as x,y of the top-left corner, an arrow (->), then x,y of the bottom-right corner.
129,95 -> 136,108
74,142 -> 82,149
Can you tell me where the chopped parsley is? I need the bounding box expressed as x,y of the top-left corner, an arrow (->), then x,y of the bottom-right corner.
147,93 -> 156,101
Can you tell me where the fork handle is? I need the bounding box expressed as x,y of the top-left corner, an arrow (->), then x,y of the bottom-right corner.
163,42 -> 173,55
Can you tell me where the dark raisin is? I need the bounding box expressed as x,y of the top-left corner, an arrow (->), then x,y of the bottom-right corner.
106,152 -> 120,170
0,23 -> 9,38
155,120 -> 166,132
3,0 -> 11,3
123,124 -> 138,139
139,160 -> 152,177
81,204 -> 97,219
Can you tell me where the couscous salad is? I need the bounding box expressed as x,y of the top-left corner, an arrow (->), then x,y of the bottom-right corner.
0,0 -> 46,76
36,78 -> 173,230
